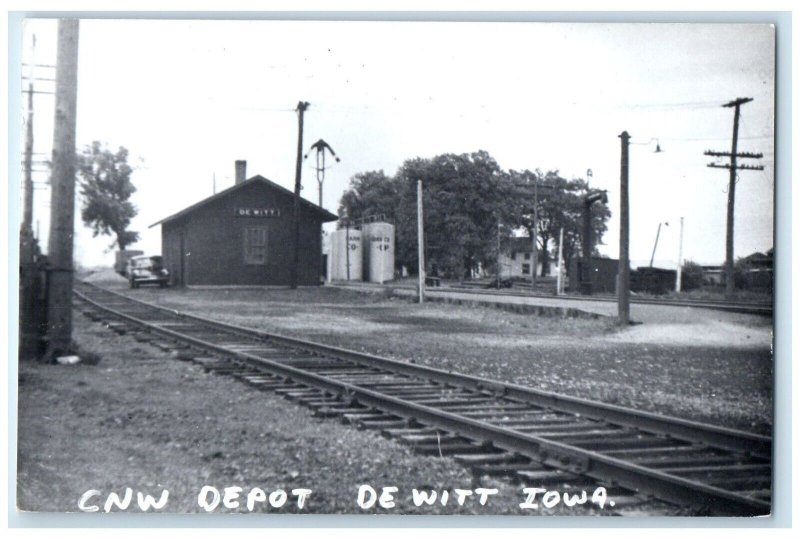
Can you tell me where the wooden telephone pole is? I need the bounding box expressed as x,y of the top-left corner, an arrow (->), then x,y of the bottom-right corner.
515,177 -> 554,292
417,180 -> 425,303
22,81 -> 35,236
705,97 -> 763,298
44,19 -> 80,359
618,131 -> 631,326
19,37 -> 39,360
530,180 -> 538,290
290,100 -> 310,290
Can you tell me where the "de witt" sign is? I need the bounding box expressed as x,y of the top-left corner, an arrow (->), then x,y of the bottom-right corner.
234,208 -> 281,217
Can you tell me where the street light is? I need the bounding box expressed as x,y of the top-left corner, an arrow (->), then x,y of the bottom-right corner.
676,217 -> 685,292
649,221 -> 670,268
618,133 -> 663,325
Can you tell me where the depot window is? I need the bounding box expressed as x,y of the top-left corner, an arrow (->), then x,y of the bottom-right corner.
244,227 -> 268,265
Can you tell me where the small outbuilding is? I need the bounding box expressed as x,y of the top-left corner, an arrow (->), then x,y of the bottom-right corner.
150,161 -> 338,286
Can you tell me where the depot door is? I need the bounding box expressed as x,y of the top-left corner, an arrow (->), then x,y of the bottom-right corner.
179,231 -> 187,286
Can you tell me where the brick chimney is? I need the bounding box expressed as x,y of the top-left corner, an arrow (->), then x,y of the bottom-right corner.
235,160 -> 247,185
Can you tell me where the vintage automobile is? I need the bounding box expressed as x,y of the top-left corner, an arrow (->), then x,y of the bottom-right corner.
126,255 -> 169,288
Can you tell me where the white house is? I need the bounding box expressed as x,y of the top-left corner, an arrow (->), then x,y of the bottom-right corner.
498,237 -> 559,279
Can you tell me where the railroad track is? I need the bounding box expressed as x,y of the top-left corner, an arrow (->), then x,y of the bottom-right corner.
74,281 -> 772,516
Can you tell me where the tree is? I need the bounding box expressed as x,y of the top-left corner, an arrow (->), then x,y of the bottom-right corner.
395,151 -> 514,278
338,155 -> 612,280
681,260 -> 705,290
508,170 -> 611,276
337,170 -> 402,224
338,151 -> 515,278
733,253 -> 773,291
77,141 -> 140,250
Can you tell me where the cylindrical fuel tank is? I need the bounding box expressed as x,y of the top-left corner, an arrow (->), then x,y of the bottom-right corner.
331,227 -> 362,281
361,222 -> 395,283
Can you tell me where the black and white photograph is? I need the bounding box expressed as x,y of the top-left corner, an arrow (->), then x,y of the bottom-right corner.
10,11 -> 785,523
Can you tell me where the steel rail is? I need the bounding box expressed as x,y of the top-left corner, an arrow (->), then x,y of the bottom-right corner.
76,282 -> 771,458
75,284 -> 770,515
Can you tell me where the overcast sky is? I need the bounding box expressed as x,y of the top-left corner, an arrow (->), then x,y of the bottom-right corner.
18,19 -> 775,268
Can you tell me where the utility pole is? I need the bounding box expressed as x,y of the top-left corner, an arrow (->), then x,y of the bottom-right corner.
19,36 -> 39,361
676,217 -> 684,292
496,221 -> 502,289
705,97 -> 763,298
555,227 -> 564,295
618,131 -> 630,326
518,176 -> 554,292
23,80 -> 35,236
345,220 -> 351,281
417,180 -> 425,303
531,180 -> 538,290
649,221 -> 668,268
45,19 -> 80,359
290,100 -> 310,290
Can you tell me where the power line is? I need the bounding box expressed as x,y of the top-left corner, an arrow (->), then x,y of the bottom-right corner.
234,106 -> 296,112
615,99 -> 726,110
661,135 -> 773,142
21,89 -> 55,95
22,76 -> 56,82
22,62 -> 56,69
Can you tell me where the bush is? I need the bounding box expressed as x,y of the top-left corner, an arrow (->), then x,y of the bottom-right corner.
680,260 -> 704,291
734,257 -> 773,292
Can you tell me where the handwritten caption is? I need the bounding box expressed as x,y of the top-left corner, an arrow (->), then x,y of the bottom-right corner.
78,485 -> 614,512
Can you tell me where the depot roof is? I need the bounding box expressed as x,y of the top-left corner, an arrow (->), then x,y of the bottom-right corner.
149,175 -> 338,228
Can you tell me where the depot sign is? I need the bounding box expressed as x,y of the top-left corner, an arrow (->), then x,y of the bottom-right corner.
234,208 -> 281,217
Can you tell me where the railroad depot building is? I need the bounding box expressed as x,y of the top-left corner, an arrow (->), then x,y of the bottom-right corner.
150,161 -> 338,286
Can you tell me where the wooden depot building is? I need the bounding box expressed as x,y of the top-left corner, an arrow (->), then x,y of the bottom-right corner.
150,161 -> 338,286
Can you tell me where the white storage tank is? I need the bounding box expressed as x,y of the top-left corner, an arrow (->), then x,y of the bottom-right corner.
362,222 -> 395,284
330,227 -> 362,281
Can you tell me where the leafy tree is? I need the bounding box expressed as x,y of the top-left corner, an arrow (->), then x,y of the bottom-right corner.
733,253 -> 773,291
405,152 -> 522,278
338,170 -> 402,224
339,151 -> 514,278
508,170 -> 611,275
77,141 -> 140,250
338,154 -> 611,280
397,151 -> 515,278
